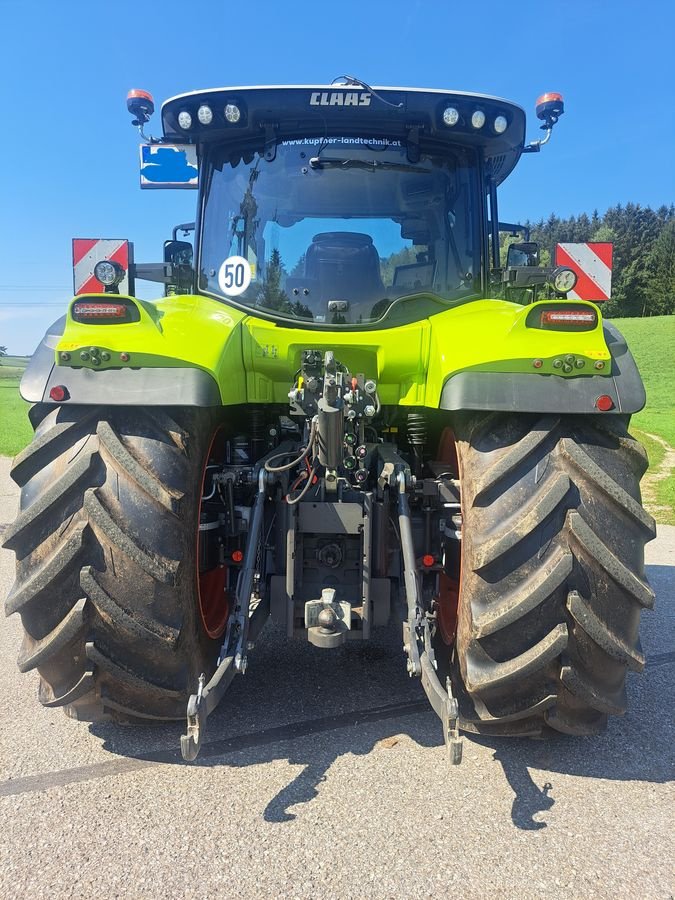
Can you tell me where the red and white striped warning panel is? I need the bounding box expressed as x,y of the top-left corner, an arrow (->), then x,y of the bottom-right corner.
72,239 -> 131,295
555,242 -> 613,302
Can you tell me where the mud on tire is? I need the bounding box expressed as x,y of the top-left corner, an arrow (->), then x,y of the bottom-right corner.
449,413 -> 656,737
3,405 -> 223,722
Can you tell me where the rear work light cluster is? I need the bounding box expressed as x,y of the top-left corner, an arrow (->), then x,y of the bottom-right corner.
175,101 -> 243,131
441,103 -> 509,135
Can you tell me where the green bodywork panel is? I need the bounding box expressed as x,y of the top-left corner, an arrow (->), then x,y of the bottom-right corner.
55,293 -> 611,408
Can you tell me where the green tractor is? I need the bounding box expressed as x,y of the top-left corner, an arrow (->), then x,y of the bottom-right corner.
3,79 -> 655,762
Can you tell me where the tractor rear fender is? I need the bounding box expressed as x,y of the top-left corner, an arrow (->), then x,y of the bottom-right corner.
439,321 -> 646,415
20,315 -> 222,406
19,290 -> 246,405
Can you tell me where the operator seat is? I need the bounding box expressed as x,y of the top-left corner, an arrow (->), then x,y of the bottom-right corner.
304,232 -> 386,309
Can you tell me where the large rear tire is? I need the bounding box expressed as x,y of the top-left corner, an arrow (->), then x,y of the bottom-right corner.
445,413 -> 656,737
3,405 -> 224,722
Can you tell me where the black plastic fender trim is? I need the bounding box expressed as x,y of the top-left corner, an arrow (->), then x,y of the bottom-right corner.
34,365 -> 222,406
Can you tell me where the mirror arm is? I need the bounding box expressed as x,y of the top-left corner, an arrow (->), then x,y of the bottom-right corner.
132,263 -> 177,285
172,222 -> 196,241
502,265 -> 556,288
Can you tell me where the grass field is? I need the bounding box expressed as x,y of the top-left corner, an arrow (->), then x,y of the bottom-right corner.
0,357 -> 32,458
0,317 -> 672,519
1,355 -> 31,368
612,316 -> 675,525
616,316 -> 675,446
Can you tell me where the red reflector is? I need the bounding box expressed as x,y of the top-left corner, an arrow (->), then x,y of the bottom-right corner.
49,385 -> 68,402
73,302 -> 127,318
231,550 -> 244,563
541,310 -> 596,325
422,554 -> 435,568
595,395 -> 614,411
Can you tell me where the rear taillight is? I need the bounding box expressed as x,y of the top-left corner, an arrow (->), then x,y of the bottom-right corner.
71,297 -> 140,324
540,309 -> 597,327
73,302 -> 127,319
527,304 -> 598,331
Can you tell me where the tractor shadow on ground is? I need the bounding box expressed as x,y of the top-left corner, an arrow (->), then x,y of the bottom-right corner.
91,628 -> 443,822
469,561 -> 675,829
91,563 -> 674,829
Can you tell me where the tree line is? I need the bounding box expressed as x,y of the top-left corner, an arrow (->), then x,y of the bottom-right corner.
521,203 -> 675,317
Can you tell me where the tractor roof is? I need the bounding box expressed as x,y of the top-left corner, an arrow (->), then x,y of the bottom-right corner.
161,85 -> 526,183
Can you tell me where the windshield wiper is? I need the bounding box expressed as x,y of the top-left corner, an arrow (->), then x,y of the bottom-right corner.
308,156 -> 427,174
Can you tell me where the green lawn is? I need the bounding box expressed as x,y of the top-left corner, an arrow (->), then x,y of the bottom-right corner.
0,375 -> 32,458
614,316 -> 675,446
0,357 -> 31,457
610,316 -> 675,525
0,355 -> 30,369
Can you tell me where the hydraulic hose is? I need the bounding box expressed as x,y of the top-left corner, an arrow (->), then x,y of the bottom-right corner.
286,461 -> 320,506
264,418 -> 317,473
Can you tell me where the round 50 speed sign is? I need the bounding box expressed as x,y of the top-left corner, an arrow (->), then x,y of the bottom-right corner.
218,256 -> 252,296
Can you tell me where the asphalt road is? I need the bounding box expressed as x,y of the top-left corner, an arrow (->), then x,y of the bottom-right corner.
0,456 -> 673,899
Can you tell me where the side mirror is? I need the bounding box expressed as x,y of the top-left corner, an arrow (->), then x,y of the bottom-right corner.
163,240 -> 194,295
507,242 -> 540,268
164,240 -> 193,267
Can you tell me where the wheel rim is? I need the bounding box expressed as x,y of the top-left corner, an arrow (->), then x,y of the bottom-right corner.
196,427 -> 230,639
436,426 -> 461,645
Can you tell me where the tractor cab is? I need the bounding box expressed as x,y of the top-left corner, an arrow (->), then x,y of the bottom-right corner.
134,82 -> 567,325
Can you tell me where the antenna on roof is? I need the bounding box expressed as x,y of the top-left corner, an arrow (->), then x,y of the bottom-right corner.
331,74 -> 404,110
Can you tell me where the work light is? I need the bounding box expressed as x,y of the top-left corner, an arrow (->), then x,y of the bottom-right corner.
93,260 -> 125,287
493,115 -> 508,134
224,103 -> 241,123
177,110 -> 192,130
551,267 -> 578,294
197,105 -> 213,125
442,106 -> 459,126
471,110 -> 486,129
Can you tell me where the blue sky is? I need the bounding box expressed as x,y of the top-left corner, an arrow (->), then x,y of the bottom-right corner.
1,0 -> 673,353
